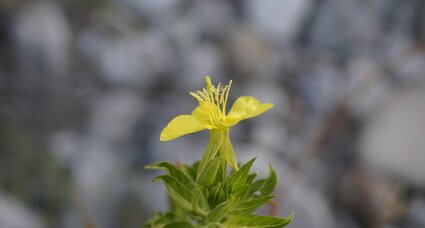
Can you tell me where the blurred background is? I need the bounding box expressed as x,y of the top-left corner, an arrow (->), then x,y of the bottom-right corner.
0,0 -> 424,227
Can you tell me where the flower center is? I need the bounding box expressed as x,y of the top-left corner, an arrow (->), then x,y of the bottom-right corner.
190,77 -> 232,127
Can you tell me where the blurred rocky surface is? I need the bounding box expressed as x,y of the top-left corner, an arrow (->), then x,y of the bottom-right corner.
12,1 -> 71,76
360,87 -> 425,187
0,0 -> 424,227
0,194 -> 46,228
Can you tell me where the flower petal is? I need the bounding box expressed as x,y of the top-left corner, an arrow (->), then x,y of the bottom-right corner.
191,106 -> 212,127
160,115 -> 207,141
226,96 -> 273,125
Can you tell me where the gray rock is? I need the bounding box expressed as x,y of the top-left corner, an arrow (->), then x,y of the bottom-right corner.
299,62 -> 347,114
192,1 -> 234,36
88,91 -> 143,143
247,0 -> 312,43
119,0 -> 182,25
49,131 -> 81,168
225,28 -> 282,79
404,198 -> 425,227
0,194 -> 45,228
181,44 -> 223,89
78,29 -> 176,86
73,139 -> 126,228
12,1 -> 71,76
360,87 -> 425,187
346,57 -> 392,117
281,180 -> 336,228
252,118 -> 288,154
309,0 -> 368,55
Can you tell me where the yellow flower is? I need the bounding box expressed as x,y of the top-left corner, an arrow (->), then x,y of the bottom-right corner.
160,76 -> 273,172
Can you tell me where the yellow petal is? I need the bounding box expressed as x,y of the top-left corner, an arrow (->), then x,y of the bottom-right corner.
160,115 -> 206,141
226,96 -> 273,125
191,106 -> 212,126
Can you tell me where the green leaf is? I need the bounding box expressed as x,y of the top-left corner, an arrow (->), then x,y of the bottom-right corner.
208,183 -> 220,205
197,158 -> 224,187
208,223 -> 226,228
250,164 -> 277,197
246,172 -> 258,185
231,184 -> 250,200
192,184 -> 210,213
181,164 -> 197,181
144,212 -> 188,228
163,221 -> 195,228
208,178 -> 231,207
228,158 -> 256,190
223,214 -> 294,228
154,175 -> 195,213
146,162 -> 194,187
206,197 -> 236,223
192,161 -> 200,173
232,195 -> 275,214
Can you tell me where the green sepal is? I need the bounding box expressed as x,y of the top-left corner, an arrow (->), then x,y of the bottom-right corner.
197,158 -> 225,187
220,130 -> 239,171
197,130 -> 224,180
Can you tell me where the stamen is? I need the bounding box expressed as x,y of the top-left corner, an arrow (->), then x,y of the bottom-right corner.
223,80 -> 232,114
205,77 -> 215,101
219,86 -> 226,104
205,76 -> 213,91
198,90 -> 209,102
191,77 -> 234,127
206,107 -> 214,124
220,86 -> 228,114
190,92 -> 204,103
215,83 -> 221,105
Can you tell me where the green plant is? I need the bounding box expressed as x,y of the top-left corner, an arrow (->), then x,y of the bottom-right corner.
145,76 -> 293,228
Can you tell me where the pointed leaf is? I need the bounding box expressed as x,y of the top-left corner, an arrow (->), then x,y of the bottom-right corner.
250,164 -> 277,196
206,197 -> 236,223
228,158 -> 256,190
154,175 -> 194,212
223,214 -> 293,228
163,221 -> 195,228
246,172 -> 258,185
197,158 -> 224,187
231,184 -> 250,200
232,195 -> 275,214
181,164 -> 197,181
192,184 -> 210,213
144,212 -> 189,228
146,162 -> 194,187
